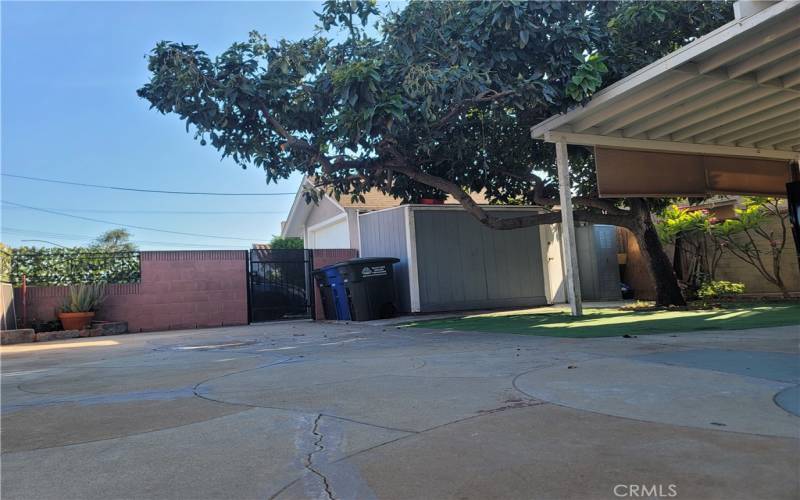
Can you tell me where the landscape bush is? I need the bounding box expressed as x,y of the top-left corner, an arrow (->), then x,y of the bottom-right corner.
697,280 -> 745,300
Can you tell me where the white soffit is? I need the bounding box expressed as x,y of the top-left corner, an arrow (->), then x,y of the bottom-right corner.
531,1 -> 800,160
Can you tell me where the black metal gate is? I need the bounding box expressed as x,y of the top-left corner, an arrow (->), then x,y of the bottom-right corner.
248,249 -> 314,322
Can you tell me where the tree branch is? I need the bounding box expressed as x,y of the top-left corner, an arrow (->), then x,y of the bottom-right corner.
254,97 -> 634,232
499,168 -> 628,216
433,89 -> 514,129
390,163 -> 636,230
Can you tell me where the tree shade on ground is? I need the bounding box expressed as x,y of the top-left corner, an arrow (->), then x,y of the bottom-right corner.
404,304 -> 800,338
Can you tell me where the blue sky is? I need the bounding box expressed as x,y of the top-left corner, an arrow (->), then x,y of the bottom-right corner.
1,1 -> 335,249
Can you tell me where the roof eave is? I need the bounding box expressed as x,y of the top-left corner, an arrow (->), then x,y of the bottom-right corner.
280,176 -> 314,237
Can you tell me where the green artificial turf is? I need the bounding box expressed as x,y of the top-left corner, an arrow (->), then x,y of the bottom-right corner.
404,304 -> 800,338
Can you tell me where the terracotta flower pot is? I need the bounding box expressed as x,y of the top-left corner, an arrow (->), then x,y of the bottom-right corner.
58,311 -> 95,331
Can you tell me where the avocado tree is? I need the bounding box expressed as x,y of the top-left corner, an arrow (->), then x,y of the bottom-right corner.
138,0 -> 732,306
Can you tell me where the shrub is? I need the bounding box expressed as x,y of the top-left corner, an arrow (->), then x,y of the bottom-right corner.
60,284 -> 107,313
697,281 -> 745,300
268,236 -> 304,250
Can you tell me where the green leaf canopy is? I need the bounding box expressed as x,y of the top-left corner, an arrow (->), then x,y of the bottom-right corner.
138,0 -> 731,215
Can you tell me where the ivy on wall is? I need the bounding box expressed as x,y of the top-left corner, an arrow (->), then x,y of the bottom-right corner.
4,248 -> 141,286
0,244 -> 11,283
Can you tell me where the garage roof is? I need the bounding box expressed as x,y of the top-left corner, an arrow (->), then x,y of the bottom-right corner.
280,176 -> 490,238
531,1 -> 800,160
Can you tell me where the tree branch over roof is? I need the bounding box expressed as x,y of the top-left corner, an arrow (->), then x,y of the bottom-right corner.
137,1 -> 730,229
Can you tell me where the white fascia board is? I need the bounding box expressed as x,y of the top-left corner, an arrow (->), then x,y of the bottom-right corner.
543,131 -> 799,160
326,194 -> 347,214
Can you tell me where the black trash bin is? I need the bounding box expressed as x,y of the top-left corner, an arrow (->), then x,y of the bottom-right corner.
328,257 -> 400,321
313,270 -> 338,320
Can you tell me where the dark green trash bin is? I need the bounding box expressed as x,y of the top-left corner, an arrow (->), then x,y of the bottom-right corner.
328,257 -> 400,321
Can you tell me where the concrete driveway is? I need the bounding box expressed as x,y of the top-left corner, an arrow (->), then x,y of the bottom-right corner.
2,320 -> 798,500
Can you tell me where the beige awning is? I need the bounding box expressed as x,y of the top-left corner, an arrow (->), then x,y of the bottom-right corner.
531,1 -> 800,166
593,147 -> 794,197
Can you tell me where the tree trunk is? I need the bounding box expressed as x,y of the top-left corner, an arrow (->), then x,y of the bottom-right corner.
770,247 -> 791,299
629,199 -> 687,307
672,236 -> 684,280
775,279 -> 791,299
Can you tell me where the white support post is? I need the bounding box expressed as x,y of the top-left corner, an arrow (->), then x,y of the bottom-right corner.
555,141 -> 583,316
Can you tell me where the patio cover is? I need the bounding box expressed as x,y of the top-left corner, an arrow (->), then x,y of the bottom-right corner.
529,0 -> 800,315
532,1 -> 799,161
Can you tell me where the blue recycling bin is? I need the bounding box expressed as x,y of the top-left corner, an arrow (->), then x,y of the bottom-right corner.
322,265 -> 352,320
313,270 -> 337,320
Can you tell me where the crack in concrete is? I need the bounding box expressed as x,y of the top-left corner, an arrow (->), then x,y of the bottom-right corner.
305,414 -> 335,500
320,413 -> 418,435
477,399 -> 546,415
269,399 -> 558,499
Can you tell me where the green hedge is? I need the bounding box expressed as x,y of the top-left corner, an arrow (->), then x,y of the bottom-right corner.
5,248 -> 140,286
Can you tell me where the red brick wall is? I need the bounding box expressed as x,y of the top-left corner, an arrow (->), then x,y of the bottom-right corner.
312,249 -> 358,319
15,250 -> 248,332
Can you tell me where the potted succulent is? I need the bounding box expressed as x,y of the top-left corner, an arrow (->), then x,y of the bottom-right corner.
58,284 -> 106,331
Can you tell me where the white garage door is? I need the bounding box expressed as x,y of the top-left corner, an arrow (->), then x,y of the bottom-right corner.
308,218 -> 350,249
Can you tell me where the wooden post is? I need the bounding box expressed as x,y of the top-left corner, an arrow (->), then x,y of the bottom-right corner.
555,142 -> 583,316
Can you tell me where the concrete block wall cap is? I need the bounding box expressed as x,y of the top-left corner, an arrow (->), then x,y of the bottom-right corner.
35,330 -> 82,342
0,329 -> 36,345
